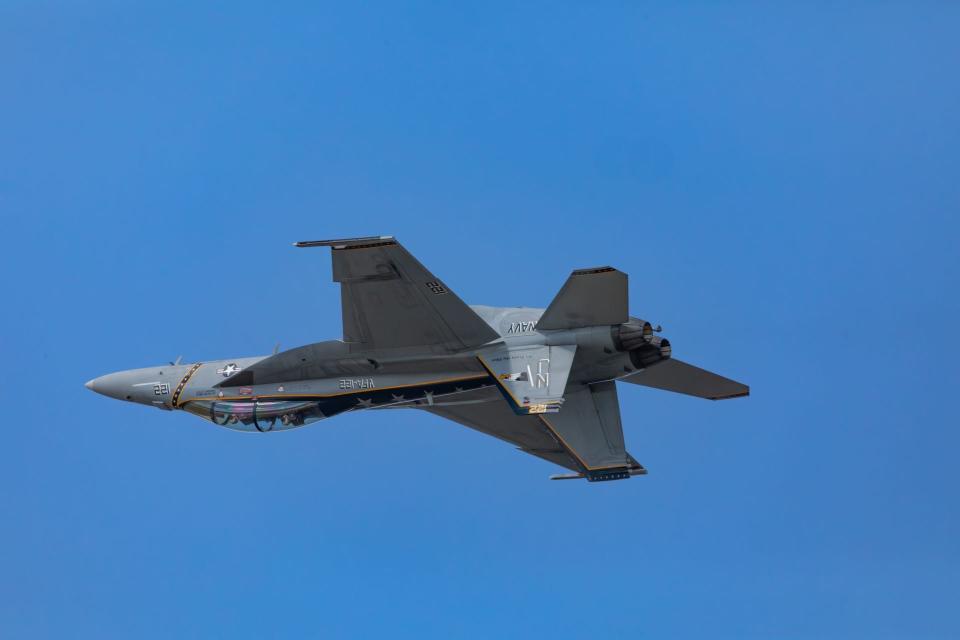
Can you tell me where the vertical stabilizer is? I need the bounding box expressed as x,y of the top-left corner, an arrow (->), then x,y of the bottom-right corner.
537,267 -> 628,330
477,344 -> 577,414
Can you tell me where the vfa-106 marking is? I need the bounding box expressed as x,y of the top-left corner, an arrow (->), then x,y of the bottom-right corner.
86,236 -> 748,482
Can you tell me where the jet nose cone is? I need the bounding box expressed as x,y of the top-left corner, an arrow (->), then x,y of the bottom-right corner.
85,372 -> 131,400
85,367 -> 167,405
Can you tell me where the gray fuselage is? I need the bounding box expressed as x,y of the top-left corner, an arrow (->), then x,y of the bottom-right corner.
85,306 -> 643,432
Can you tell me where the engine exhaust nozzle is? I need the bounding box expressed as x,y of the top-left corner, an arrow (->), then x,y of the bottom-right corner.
612,319 -> 654,352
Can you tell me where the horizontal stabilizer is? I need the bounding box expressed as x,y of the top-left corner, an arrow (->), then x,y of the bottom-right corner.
537,267 -> 629,330
622,358 -> 749,400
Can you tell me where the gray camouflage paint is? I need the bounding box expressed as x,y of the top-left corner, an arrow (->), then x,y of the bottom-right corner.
87,236 -> 747,481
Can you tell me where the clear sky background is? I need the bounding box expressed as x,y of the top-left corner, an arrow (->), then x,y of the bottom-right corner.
2,2 -> 958,638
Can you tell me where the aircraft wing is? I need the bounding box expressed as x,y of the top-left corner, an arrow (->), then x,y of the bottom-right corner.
296,236 -> 500,351
621,358 -> 749,400
420,382 -> 645,481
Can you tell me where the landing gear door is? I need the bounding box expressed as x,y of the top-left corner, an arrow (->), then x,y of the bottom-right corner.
478,344 -> 576,415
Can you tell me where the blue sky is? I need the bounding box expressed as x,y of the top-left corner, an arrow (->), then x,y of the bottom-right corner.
2,2 -> 958,638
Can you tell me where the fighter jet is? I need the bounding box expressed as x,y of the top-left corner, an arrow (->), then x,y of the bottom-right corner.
86,236 -> 748,482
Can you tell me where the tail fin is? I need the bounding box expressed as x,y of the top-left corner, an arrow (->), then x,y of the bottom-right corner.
543,381 -> 646,481
537,267 -> 629,330
477,344 -> 577,415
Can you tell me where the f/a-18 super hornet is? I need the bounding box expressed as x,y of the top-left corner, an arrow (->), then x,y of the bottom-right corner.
86,236 -> 748,482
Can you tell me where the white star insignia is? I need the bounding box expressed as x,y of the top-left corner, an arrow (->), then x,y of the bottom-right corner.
356,398 -> 375,408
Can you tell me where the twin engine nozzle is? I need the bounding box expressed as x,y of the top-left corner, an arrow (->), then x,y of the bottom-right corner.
612,319 -> 671,369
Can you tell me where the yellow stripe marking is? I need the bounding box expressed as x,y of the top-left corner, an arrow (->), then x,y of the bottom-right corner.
172,363 -> 203,408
